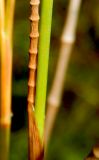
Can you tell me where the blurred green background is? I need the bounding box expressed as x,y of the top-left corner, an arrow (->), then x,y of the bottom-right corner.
10,0 -> 99,159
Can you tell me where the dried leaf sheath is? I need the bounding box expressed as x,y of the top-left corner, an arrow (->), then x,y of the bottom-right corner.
27,104 -> 43,160
27,0 -> 43,159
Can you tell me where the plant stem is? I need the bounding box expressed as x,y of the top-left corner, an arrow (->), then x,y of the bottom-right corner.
0,0 -> 15,159
45,0 -> 82,148
27,1 -> 44,160
0,0 -> 5,36
0,127 -> 10,160
0,2 -> 9,160
35,0 -> 54,140
0,0 -> 15,126
5,0 -> 15,43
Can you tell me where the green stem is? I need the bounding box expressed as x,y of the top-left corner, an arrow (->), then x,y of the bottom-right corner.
35,0 -> 54,139
0,126 -> 10,160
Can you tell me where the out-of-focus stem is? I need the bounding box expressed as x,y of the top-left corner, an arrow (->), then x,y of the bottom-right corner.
0,127 -> 10,160
0,0 -> 15,160
5,0 -> 15,43
0,0 -> 15,128
45,0 -> 82,148
0,0 -> 4,37
0,1 -> 10,160
4,0 -> 15,121
0,0 -> 15,127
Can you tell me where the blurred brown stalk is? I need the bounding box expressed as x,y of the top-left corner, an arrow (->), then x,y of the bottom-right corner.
0,0 -> 15,160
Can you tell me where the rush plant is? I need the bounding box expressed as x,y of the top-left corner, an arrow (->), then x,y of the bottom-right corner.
27,0 -> 53,159
1,0 -> 93,160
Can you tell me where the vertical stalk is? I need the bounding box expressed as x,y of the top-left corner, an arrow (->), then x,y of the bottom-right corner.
0,1 -> 10,160
0,127 -> 10,160
4,0 -> 15,118
27,0 -> 54,158
27,0 -> 43,160
0,0 -> 4,35
5,0 -> 15,43
0,0 -> 15,160
35,0 -> 54,141
45,0 -> 82,148
0,0 -> 15,127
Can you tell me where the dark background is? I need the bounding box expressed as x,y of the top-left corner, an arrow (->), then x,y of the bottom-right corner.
10,0 -> 99,159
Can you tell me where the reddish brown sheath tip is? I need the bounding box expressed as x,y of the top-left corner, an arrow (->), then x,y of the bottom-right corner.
28,103 -> 44,160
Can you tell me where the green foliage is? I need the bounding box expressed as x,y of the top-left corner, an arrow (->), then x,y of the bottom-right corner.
10,129 -> 28,160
